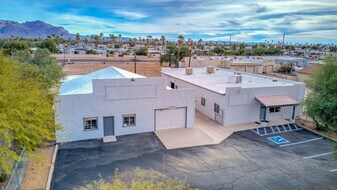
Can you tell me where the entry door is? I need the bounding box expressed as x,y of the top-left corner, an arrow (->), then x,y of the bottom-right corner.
103,116 -> 114,136
260,107 -> 266,122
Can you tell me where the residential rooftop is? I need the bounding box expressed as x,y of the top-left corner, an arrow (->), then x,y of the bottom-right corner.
161,67 -> 303,94
263,56 -> 304,60
194,56 -> 304,61
59,66 -> 145,95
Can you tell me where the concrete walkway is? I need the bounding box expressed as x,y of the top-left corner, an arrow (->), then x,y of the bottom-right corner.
155,128 -> 217,149
155,111 -> 261,149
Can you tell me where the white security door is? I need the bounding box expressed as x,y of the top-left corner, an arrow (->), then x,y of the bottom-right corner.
155,108 -> 186,130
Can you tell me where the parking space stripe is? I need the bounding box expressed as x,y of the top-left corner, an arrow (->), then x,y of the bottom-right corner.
280,137 -> 323,147
251,124 -> 302,137
331,169 -> 337,172
282,125 -> 287,131
260,128 -> 303,136
304,151 -> 337,159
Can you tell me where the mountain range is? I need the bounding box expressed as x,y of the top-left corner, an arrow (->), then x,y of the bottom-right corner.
0,20 -> 72,38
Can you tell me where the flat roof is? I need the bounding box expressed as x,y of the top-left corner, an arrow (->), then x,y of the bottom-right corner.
263,56 -> 304,60
161,67 -> 302,94
60,66 -> 144,95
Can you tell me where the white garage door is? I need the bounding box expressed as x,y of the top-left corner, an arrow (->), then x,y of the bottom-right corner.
155,108 -> 186,130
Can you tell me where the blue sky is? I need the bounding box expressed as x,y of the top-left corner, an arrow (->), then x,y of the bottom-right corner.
1,0 -> 337,44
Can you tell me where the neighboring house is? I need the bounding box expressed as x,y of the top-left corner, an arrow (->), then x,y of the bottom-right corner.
67,48 -> 86,55
55,67 -> 195,143
263,56 -> 308,68
181,56 -> 276,74
161,67 -> 305,127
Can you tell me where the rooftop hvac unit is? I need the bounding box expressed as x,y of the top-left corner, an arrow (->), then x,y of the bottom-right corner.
185,67 -> 193,75
228,75 -> 243,83
207,66 -> 215,74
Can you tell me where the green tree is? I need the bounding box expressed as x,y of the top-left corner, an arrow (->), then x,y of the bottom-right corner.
213,45 -> 224,55
277,63 -> 294,74
176,35 -> 185,68
136,47 -> 148,56
91,35 -> 100,49
85,49 -> 98,54
160,44 -> 189,67
78,168 -> 192,190
0,54 -> 61,174
1,40 -> 30,56
76,33 -> 80,45
252,46 -> 266,56
109,34 -> 116,46
12,48 -> 64,89
304,56 -> 337,132
128,40 -> 136,47
39,38 -> 59,53
230,43 -> 237,52
160,35 -> 166,51
11,49 -> 32,63
239,43 -> 245,55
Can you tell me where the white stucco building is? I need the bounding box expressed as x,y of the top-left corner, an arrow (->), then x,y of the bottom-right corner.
161,67 -> 306,127
55,67 -> 195,143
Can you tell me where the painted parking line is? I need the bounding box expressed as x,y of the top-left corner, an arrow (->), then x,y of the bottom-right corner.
331,169 -> 337,172
251,124 -> 303,137
280,137 -> 323,147
304,151 -> 337,159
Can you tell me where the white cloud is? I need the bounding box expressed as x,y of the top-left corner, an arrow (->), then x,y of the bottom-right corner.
113,10 -> 148,20
15,0 -> 336,43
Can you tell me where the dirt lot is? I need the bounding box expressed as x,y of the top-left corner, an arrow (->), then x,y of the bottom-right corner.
63,62 -> 163,77
21,145 -> 55,190
51,54 -> 160,62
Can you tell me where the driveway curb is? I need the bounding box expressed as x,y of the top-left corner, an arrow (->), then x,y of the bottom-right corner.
46,144 -> 58,190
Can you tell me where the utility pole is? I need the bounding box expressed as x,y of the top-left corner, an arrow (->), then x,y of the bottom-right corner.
134,50 -> 137,73
282,33 -> 285,48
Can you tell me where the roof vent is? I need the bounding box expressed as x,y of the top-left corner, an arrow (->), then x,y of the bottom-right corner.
207,66 -> 215,74
228,75 -> 242,83
186,67 -> 193,75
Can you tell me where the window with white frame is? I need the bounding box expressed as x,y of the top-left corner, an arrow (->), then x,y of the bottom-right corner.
269,107 -> 281,113
201,97 -> 206,106
123,114 -> 136,127
214,103 -> 220,113
83,117 -> 98,131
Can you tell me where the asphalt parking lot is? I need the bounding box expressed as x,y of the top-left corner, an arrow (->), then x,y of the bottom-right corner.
51,127 -> 337,190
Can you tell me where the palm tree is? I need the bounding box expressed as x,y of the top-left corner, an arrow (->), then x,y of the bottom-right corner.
188,38 -> 195,67
160,35 -> 166,51
176,35 -> 185,68
91,35 -> 100,49
84,38 -> 88,45
118,34 -> 122,46
146,35 -> 153,45
76,33 -> 80,45
154,38 -> 159,50
109,34 -> 116,47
